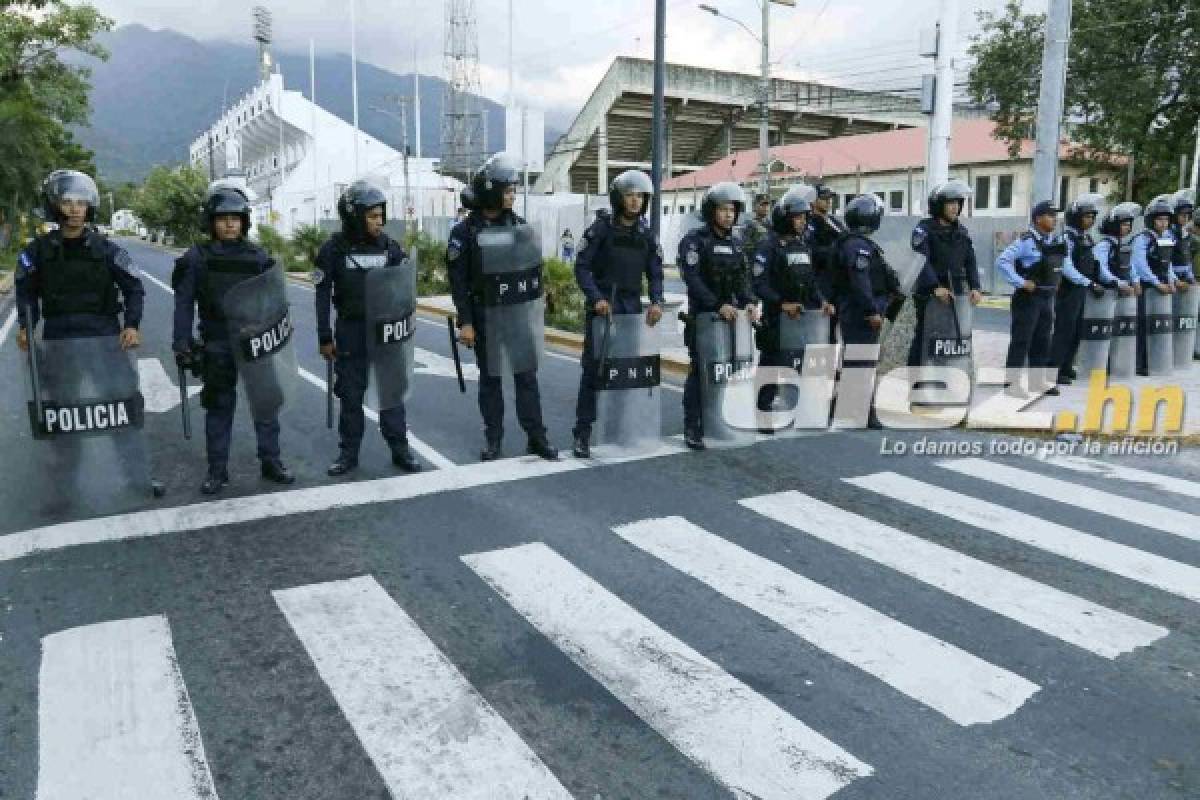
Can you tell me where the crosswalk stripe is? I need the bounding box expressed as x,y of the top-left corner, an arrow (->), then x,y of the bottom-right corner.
849,472 -> 1200,604
939,458 -> 1200,544
463,542 -> 872,800
615,516 -> 1040,725
1035,454 -> 1200,501
37,616 -> 219,800
273,576 -> 570,799
740,492 -> 1168,658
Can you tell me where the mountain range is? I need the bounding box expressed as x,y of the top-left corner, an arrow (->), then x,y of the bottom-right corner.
74,25 -> 567,183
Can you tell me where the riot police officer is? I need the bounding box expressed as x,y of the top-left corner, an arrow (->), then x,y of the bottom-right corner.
808,184 -> 846,342
1131,195 -> 1179,375
995,201 -> 1083,395
739,192 -> 772,257
316,181 -> 422,476
1049,194 -> 1116,385
571,170 -> 665,458
908,179 -> 983,366
448,154 -> 558,461
752,184 -> 834,414
1170,189 -> 1196,284
172,183 -> 294,494
679,182 -> 760,449
831,194 -> 900,428
16,169 -> 161,497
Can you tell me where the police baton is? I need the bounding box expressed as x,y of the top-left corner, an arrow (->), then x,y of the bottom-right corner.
326,356 -> 335,428
594,284 -> 618,382
447,316 -> 467,393
178,359 -> 191,440
21,302 -> 44,436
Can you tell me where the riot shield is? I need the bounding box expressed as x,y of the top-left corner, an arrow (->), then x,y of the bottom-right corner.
1077,289 -> 1116,377
365,261 -> 417,410
478,224 -> 545,377
222,265 -> 298,422
915,294 -> 973,408
1172,287 -> 1199,369
592,314 -> 663,452
695,311 -> 756,445
1109,294 -> 1138,379
776,311 -> 836,430
1145,291 -> 1174,377
26,334 -> 152,505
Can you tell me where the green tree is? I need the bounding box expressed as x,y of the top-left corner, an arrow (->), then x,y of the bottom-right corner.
968,0 -> 1199,199
132,164 -> 207,245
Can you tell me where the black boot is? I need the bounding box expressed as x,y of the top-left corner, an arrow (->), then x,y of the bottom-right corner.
261,459 -> 296,485
327,452 -> 358,476
527,434 -> 560,461
480,439 -> 503,461
391,444 -> 422,473
684,428 -> 706,451
200,469 -> 229,495
572,432 -> 591,459
1064,367 -> 1078,380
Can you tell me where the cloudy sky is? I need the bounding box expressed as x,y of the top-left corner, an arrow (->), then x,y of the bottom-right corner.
87,0 -> 1042,117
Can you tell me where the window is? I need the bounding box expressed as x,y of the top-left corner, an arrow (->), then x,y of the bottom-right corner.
844,193 -> 857,208
663,205 -> 670,216
1059,176 -> 1070,211
889,190 -> 904,211
997,175 -> 1013,209
831,194 -> 841,212
975,175 -> 991,210
1089,177 -> 1099,193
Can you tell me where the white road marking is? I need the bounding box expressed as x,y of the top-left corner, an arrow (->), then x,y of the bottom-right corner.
740,492 -> 1168,658
274,576 -> 570,799
37,615 -> 219,800
940,458 -> 1200,544
138,357 -> 201,413
1,308 -> 16,347
614,516 -> 1039,724
848,472 -> 1200,604
463,542 -> 872,800
139,263 -> 457,469
1035,454 -> 1200,501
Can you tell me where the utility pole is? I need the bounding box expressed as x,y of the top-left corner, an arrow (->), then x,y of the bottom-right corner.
1192,120 -> 1200,189
923,0 -> 958,191
351,0 -> 361,176
375,98 -> 414,228
650,0 -> 666,237
1031,0 -> 1072,205
758,0 -> 770,196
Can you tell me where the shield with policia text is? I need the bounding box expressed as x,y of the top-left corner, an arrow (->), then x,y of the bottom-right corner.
25,333 -> 152,503
775,311 -> 836,430
914,293 -> 974,408
592,313 -> 663,452
222,264 -> 298,422
365,259 -> 417,410
1145,291 -> 1174,377
1172,287 -> 1199,369
1108,294 -> 1138,378
695,310 -> 756,445
1077,289 -> 1116,377
477,223 -> 545,378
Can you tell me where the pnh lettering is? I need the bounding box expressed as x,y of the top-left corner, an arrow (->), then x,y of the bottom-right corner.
248,313 -> 293,360
609,364 -> 656,383
499,275 -> 539,299
44,402 -> 131,433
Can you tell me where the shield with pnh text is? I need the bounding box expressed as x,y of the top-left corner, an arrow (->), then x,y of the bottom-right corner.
592,313 -> 663,452
477,223 -> 545,378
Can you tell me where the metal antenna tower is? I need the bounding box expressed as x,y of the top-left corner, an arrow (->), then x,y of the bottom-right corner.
440,0 -> 486,181
253,6 -> 273,83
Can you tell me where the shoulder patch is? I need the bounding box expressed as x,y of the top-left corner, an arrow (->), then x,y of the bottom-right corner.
855,253 -> 871,270
310,268 -> 325,285
752,262 -> 765,277
113,247 -> 135,273
17,250 -> 34,275
685,247 -> 700,266
447,237 -> 463,261
911,226 -> 927,246
754,251 -> 768,264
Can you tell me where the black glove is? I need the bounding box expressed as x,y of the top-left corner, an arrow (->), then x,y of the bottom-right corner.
174,349 -> 192,371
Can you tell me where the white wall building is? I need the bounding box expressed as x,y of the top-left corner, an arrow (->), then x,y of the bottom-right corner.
110,209 -> 143,234
189,72 -> 463,237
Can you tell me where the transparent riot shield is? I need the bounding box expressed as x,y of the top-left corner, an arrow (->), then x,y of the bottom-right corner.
1077,289 -> 1116,378
365,261 -> 417,410
1146,290 -> 1174,377
25,334 -> 152,505
592,313 -> 663,453
776,311 -> 836,430
695,310 -> 756,445
915,294 -> 974,408
478,224 -> 545,377
1108,294 -> 1138,379
1172,287 -> 1199,369
222,265 -> 298,422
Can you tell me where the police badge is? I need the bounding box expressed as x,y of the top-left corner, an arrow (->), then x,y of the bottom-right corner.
310,268 -> 325,285
686,248 -> 700,266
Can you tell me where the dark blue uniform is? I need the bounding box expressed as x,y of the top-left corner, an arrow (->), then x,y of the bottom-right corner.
752,231 -> 826,409
447,209 -> 547,444
572,210 -> 665,439
314,232 -> 412,460
172,239 -> 280,473
807,212 -> 846,341
678,224 -> 756,434
907,218 -> 980,366
832,232 -> 895,349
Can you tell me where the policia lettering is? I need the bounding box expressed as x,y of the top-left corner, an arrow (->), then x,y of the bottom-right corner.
37,399 -> 142,437
241,312 -> 294,361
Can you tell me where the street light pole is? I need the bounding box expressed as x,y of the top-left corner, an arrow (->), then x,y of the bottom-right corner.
651,0 -> 666,238
759,0 -> 770,196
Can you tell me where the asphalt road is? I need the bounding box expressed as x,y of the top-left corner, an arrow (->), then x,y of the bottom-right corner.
0,238 -> 1196,800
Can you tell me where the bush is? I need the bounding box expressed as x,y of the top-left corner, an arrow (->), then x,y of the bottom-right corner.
404,230 -> 451,295
542,256 -> 585,333
291,224 -> 328,270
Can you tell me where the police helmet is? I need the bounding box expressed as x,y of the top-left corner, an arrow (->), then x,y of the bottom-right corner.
608,170 -> 653,218
1064,192 -> 1105,229
701,181 -> 747,225
203,183 -> 252,236
927,179 -> 972,218
42,170 -> 100,224
1143,194 -> 1174,227
337,180 -> 388,235
844,194 -> 884,234
1099,202 -> 1141,236
812,182 -> 836,200
770,184 -> 817,235
471,153 -> 521,211
1172,188 -> 1195,216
